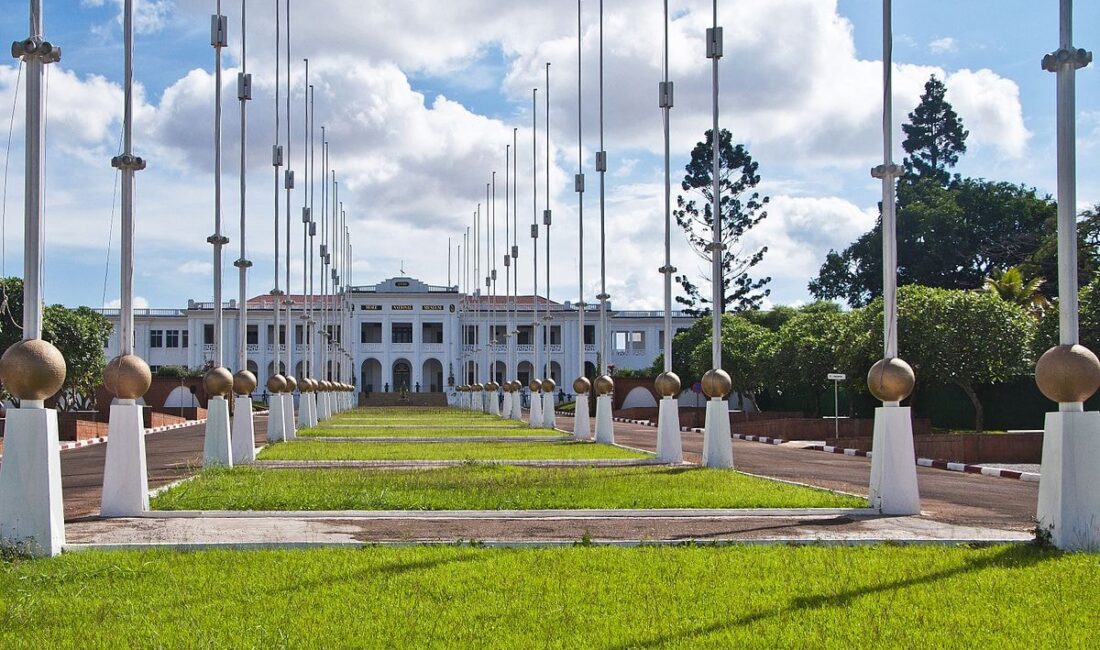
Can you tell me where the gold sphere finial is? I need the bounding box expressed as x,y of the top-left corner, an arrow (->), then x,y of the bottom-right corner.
266,373 -> 288,394
867,357 -> 916,402
0,338 -> 67,401
203,366 -> 234,398
541,377 -> 556,393
103,353 -> 152,400
702,368 -> 733,399
1035,344 -> 1100,404
594,375 -> 615,396
233,369 -> 258,396
573,376 -> 591,394
284,375 -> 298,393
654,371 -> 681,398
529,378 -> 543,392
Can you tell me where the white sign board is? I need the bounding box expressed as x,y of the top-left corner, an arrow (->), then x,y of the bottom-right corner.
827,373 -> 846,381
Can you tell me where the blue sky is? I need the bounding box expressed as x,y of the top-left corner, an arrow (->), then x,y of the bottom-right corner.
0,0 -> 1096,312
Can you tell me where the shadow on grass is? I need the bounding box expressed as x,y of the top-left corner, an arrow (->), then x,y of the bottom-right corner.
605,545 -> 1054,650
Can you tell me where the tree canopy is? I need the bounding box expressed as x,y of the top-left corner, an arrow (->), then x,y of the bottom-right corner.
674,128 -> 770,315
0,277 -> 112,410
901,75 -> 969,184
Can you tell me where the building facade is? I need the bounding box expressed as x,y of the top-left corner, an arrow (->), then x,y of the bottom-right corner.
99,276 -> 695,398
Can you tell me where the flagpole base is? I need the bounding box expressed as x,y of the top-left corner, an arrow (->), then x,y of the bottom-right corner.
101,402 -> 149,516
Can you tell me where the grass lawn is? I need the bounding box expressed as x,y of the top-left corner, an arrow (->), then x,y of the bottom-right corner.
258,440 -> 651,461
1,545 -> 1095,648
298,424 -> 551,438
150,465 -> 862,511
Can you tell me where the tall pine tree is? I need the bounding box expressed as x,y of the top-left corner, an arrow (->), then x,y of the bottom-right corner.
673,128 -> 770,316
901,75 -> 969,184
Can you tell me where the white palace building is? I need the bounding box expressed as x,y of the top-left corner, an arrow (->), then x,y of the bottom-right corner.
99,276 -> 694,399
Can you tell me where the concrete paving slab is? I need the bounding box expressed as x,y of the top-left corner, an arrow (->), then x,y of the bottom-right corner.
63,511 -> 1031,549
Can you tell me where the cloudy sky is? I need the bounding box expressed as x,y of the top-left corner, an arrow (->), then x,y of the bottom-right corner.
0,0 -> 1096,311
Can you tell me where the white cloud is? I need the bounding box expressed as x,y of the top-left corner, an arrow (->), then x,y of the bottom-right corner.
178,260 -> 213,275
929,37 -> 958,54
0,0 -> 1038,312
104,296 -> 149,309
945,69 -> 1031,158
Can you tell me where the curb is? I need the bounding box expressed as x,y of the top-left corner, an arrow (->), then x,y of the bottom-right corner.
807,444 -> 1041,482
0,419 -> 208,460
606,415 -> 1040,483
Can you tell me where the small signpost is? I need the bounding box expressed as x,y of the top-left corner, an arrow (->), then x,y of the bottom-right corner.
827,373 -> 846,438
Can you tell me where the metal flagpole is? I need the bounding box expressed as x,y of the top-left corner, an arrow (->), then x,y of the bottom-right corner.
0,0 -> 68,555
700,0 -> 733,467
266,0 -> 288,440
511,127 -> 519,412
866,0 -> 920,514
593,0 -> 614,443
1034,0 -> 1100,550
200,0 -> 234,463
529,87 -> 542,426
542,61 -> 556,428
282,0 -> 296,408
99,0 -> 153,516
572,0 -> 590,440
228,0 -> 257,462
654,0 -> 682,463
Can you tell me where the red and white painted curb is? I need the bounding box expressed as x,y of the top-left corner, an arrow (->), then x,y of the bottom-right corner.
606,415 -> 1039,482
808,444 -> 1040,482
1,419 -> 207,461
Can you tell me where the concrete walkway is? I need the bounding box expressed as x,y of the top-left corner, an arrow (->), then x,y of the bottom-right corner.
63,509 -> 1029,548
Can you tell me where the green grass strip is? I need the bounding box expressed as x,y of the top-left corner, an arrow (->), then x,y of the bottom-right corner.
299,425 -> 548,438
150,465 -> 861,511
1,545 -> 1094,648
258,440 -> 650,461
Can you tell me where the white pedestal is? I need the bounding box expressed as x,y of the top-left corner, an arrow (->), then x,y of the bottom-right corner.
231,396 -> 256,465
203,396 -> 233,468
595,394 -> 615,444
101,402 -> 149,516
267,394 -> 287,442
1037,409 -> 1100,551
542,391 -> 556,429
502,392 -> 512,420
529,392 -> 543,427
0,406 -> 65,556
488,391 -> 500,416
867,406 -> 920,515
511,391 -> 523,420
283,393 -> 296,440
656,397 -> 682,464
298,392 -> 312,429
573,393 -> 591,440
322,392 -> 332,420
306,393 -> 319,427
702,397 -> 733,468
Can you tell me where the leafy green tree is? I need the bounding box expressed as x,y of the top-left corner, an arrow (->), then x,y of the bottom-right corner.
0,277 -> 112,410
901,75 -> 969,185
767,310 -> 851,416
810,179 -> 1063,305
741,305 -> 799,332
982,266 -> 1051,317
43,305 -> 112,411
689,315 -> 775,411
1035,274 -> 1100,358
846,285 -> 1035,432
673,128 -> 770,315
0,276 -> 24,353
